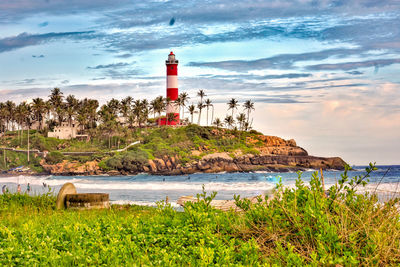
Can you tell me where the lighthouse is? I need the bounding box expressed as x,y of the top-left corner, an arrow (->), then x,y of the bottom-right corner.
165,51 -> 179,125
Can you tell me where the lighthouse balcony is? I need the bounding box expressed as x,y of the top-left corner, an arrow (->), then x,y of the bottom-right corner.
166,60 -> 179,64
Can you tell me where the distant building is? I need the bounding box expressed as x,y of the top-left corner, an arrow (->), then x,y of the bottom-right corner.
48,121 -> 79,139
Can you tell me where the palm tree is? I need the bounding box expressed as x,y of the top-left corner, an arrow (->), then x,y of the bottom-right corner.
212,118 -> 223,129
243,100 -> 255,131
188,104 -> 196,124
204,99 -> 213,126
227,98 -> 238,118
49,88 -> 64,124
197,90 -> 206,125
15,103 -> 29,145
98,104 -> 118,149
31,98 -> 46,130
224,115 -> 234,129
236,113 -> 246,131
177,92 -> 189,122
151,96 -> 165,126
120,96 -> 133,120
66,95 -> 78,127
4,100 -> 16,131
197,102 -> 204,125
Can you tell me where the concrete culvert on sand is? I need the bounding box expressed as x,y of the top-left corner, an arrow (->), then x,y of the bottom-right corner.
56,183 -> 110,210
65,193 -> 110,210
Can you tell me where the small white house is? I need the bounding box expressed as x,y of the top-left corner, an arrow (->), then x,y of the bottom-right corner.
48,121 -> 79,139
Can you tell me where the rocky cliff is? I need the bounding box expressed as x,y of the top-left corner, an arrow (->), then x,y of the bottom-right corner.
40,133 -> 346,175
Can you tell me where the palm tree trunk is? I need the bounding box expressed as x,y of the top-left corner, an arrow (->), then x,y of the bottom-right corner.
206,107 -> 209,126
198,109 -> 201,125
212,106 -> 215,126
27,126 -> 30,163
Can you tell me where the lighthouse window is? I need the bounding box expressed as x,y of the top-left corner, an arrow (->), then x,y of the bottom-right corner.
171,66 -> 173,70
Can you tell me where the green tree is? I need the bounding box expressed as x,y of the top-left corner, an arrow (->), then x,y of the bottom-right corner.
243,100 -> 255,131
224,115 -> 234,129
227,98 -> 238,119
204,98 -> 213,126
197,90 -> 206,125
31,98 -> 46,131
188,104 -> 196,124
212,118 -> 223,129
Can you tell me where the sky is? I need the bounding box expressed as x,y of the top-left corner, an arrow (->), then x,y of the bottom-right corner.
0,0 -> 399,165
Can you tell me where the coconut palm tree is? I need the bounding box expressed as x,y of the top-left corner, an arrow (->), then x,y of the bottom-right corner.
120,96 -> 133,119
49,88 -> 64,124
176,92 -> 189,123
197,90 -> 206,125
66,95 -> 78,127
224,115 -> 234,129
212,118 -> 223,129
236,113 -> 246,131
243,100 -> 255,131
204,98 -> 213,126
31,98 -> 46,130
188,104 -> 196,124
227,98 -> 238,118
151,96 -> 165,126
4,100 -> 16,131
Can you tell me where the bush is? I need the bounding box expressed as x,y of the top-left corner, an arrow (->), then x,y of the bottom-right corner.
233,163 -> 400,265
105,149 -> 149,172
185,124 -> 211,140
46,151 -> 65,164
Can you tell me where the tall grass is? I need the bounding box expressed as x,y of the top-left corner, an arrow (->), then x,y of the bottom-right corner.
1,164 -> 399,265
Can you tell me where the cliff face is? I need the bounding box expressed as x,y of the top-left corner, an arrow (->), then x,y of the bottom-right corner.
40,133 -> 346,175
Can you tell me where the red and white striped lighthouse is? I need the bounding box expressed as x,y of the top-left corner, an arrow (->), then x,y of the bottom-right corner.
165,51 -> 179,125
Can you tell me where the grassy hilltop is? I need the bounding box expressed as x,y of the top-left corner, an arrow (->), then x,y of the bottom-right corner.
1,125 -> 345,175
0,125 -> 262,172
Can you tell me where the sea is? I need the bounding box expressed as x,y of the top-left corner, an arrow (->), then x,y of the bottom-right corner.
1,165 -> 400,207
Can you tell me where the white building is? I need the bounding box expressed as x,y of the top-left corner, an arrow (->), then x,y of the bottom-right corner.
48,121 -> 79,139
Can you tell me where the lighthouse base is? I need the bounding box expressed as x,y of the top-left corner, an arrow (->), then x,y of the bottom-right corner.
158,114 -> 180,126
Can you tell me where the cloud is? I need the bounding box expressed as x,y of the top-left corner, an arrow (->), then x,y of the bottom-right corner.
87,61 -> 144,79
346,71 -> 364,75
32,54 -> 45,58
187,48 -> 361,71
115,53 -> 133,58
87,62 -> 130,69
0,31 -> 95,53
38,21 -> 49,27
306,58 -> 400,71
204,73 -> 313,80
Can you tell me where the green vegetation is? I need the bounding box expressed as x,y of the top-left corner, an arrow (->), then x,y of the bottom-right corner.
1,165 -> 399,265
0,149 -> 44,173
1,124 -> 268,173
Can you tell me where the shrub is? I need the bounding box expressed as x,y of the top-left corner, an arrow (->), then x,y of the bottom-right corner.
46,151 -> 65,164
233,163 -> 400,265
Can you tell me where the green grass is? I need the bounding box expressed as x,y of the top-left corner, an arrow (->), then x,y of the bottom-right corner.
1,165 -> 399,265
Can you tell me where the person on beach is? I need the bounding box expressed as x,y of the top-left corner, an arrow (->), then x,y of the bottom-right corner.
17,184 -> 21,193
2,185 -> 6,194
43,182 -> 47,188
27,183 -> 31,193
